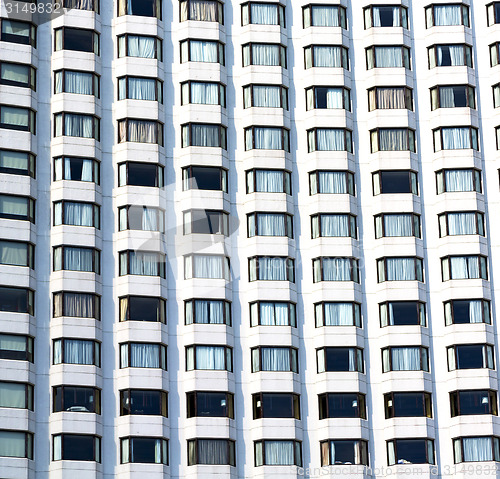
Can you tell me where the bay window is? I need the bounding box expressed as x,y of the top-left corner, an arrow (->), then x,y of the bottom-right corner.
306,86 -> 350,110
184,209 -> 229,235
62,0 -> 99,11
119,250 -> 166,278
53,385 -> 100,413
428,44 -> 472,67
254,440 -> 302,466
242,2 -> 285,26
0,62 -> 36,89
53,292 -> 100,319
303,4 -> 346,28
53,434 -> 100,462
248,212 -> 293,238
370,128 -> 415,152
180,0 -> 224,23
118,205 -> 164,232
188,439 -> 235,466
439,211 -> 484,236
385,392 -> 432,418
0,334 -> 33,361
375,213 -> 420,238
118,76 -> 162,102
368,86 -> 412,110
387,439 -> 435,465
118,0 -> 161,18
180,39 -> 224,64
243,84 -> 288,109
377,257 -> 423,282
117,119 -> 163,145
382,346 -> 429,372
431,85 -> 475,109
311,213 -> 356,239
121,437 -> 168,464
0,194 -> 35,222
447,344 -> 494,370
304,45 -> 349,68
184,254 -> 230,280
433,126 -> 478,150
242,43 -> 286,67
117,34 -> 162,60
491,42 -> 500,66
320,440 -> 368,466
246,169 -> 291,194
0,105 -> 35,133
181,81 -> 225,106
364,5 -> 408,28
441,255 -> 488,281
53,200 -> 99,228
450,390 -> 498,417
0,149 -> 35,177
315,302 -> 361,327
0,431 -> 33,459
253,393 -> 300,419
119,296 -> 166,323
0,19 -> 36,46
245,126 -> 289,151
380,301 -> 426,327
494,84 -> 500,107
487,2 -> 500,25
248,256 -> 295,282
319,393 -> 366,419
54,157 -> 99,183
366,45 -> 410,69
185,299 -> 231,325
313,257 -> 359,283
317,347 -> 364,373
183,166 -> 227,191
0,382 -> 33,410
251,346 -> 298,372
0,286 -> 34,315
250,301 -> 296,327
118,162 -> 163,187
54,27 -> 99,54
53,246 -> 100,273
0,240 -> 34,268
454,436 -> 500,463
120,389 -> 167,416
436,168 -> 481,193
307,128 -> 352,152
373,170 -> 418,195
182,123 -> 226,148
120,342 -> 166,369
54,112 -> 99,140
185,345 -> 233,371
425,4 -> 469,26
54,70 -> 99,96
444,299 -> 490,325
53,338 -> 100,366
187,391 -> 234,418
309,170 -> 354,195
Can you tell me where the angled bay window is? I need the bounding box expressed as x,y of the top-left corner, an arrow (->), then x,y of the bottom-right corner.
119,250 -> 166,278
248,212 -> 293,238
184,254 -> 230,280
120,389 -> 167,416
54,157 -> 99,183
250,301 -> 296,327
0,382 -> 33,410
368,86 -> 412,111
255,440 -> 301,467
251,347 -> 298,373
243,84 -> 288,109
118,162 -> 163,187
54,70 -> 99,96
319,393 -> 366,419
180,39 -> 224,64
313,257 -> 359,283
0,240 -> 33,268
119,296 -> 166,323
118,206 -> 164,232
185,345 -> 233,371
311,214 -> 356,239
377,257 -> 423,282
118,34 -> 162,59
366,45 -> 410,69
375,213 -> 420,238
382,346 -> 429,372
447,344 -> 494,370
53,246 -> 100,273
242,43 -> 286,67
187,391 -> 234,418
188,439 -> 235,466
436,168 -> 481,193
309,170 -> 354,195
54,27 -> 99,54
303,4 -> 346,28
181,81 -> 225,106
306,86 -> 350,110
430,85 -> 475,109
387,439 -> 435,465
53,201 -> 99,228
494,84 -> 500,107
184,209 -> 229,235
445,299 -> 490,325
53,385 -> 100,413
180,0 -> 224,23
53,434 -> 100,462
185,299 -> 231,325
62,0 -> 99,11
0,19 -> 36,46
491,42 -> 500,66
320,440 -> 368,466
438,211 -> 484,237
0,334 -> 33,362
183,166 -> 227,191
0,62 -> 36,89
0,105 -> 35,133
182,123 -> 226,148
304,45 -> 348,69
425,4 -> 469,26
433,126 -> 478,150
370,128 -> 415,152
248,256 -> 295,282
385,392 -> 432,418
0,194 -> 35,222
317,347 -> 364,373
0,286 -> 34,315
245,126 -> 289,151
441,255 -> 488,281
54,112 -> 99,140
0,150 -> 35,177
454,436 -> 500,463
242,2 -> 285,26
428,44 -> 472,67
118,76 -> 162,102
373,170 -> 418,195
0,431 -> 32,459
488,2 -> 500,25
118,0 -> 161,18
315,302 -> 361,327
246,169 -> 291,194
364,5 -> 408,28
118,119 -> 163,145
121,437 -> 168,465
451,390 -> 498,417
307,128 -> 352,153
120,342 -> 166,369
253,393 -> 300,419
380,301 -> 426,327
53,338 -> 100,366
53,292 -> 100,319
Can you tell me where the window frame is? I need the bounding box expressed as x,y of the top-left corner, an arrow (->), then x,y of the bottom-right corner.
53,112 -> 100,140
318,392 -> 366,419
382,346 -> 429,373
453,436 -> 500,463
118,205 -> 165,232
246,168 -> 291,194
52,291 -> 101,320
118,161 -> 164,187
0,193 -> 35,222
243,83 -> 288,109
53,245 -> 100,274
248,256 -> 295,282
379,301 -> 426,327
182,165 -> 228,192
54,69 -> 99,97
117,75 -> 162,102
247,211 -> 293,238
0,381 -> 33,410
119,295 -> 166,323
0,239 -> 34,268
185,345 -> 233,372
387,438 -> 435,465
184,298 -> 232,326
117,118 -> 163,146
53,200 -> 100,229
54,26 -> 99,54
302,4 -> 346,29
305,85 -> 350,111
0,104 -> 36,134
180,0 -> 224,23
52,433 -> 101,462
249,301 -> 296,327
307,127 -> 353,153
370,127 -> 416,153
444,298 -> 491,326
384,391 -> 432,418
425,3 -> 469,27
184,254 -> 230,280
372,170 -> 419,195
117,0 -> 161,19
309,170 -> 355,195
118,250 -> 166,278
117,33 -> 162,60
364,4 -> 408,28
374,213 -> 421,239
181,80 -> 226,107
320,439 -> 369,466
433,126 -> 479,151
427,43 -> 473,68
312,256 -> 360,283
430,84 -> 475,110
450,389 -> 498,417
52,385 -> 101,414
487,2 -> 500,26
438,211 -> 484,237
377,256 -> 424,282
119,342 -> 167,369
367,86 -> 413,111
120,436 -> 168,464
304,44 -> 349,69
0,61 -> 36,90
52,338 -> 100,366
186,390 -> 234,418
53,156 -> 99,184
0,334 -> 33,362
181,122 -> 227,149
251,346 -> 299,373
183,209 -> 229,236
490,42 -> 500,66
0,149 -> 35,178
188,438 -> 236,466
254,439 -> 302,467
311,213 -> 357,239
314,301 -> 362,328
447,343 -> 495,370
180,38 -> 225,65
0,430 -> 33,459
441,255 -> 488,281
436,168 -> 481,194
242,42 -> 287,67
252,392 -> 300,419
365,45 -> 411,69
241,2 -> 285,27
316,347 -> 364,373
244,125 -> 290,152
0,19 -> 36,47
120,389 -> 168,416
0,286 -> 34,315
62,0 -> 99,11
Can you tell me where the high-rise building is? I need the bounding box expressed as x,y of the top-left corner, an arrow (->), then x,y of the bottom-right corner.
1,0 -> 500,477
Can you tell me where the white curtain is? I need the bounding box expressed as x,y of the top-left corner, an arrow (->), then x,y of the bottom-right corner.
124,120 -> 158,143
254,213 -> 286,236
251,44 -> 280,66
249,85 -> 282,107
255,257 -> 288,280
184,0 -> 218,22
437,45 -> 465,66
64,247 -> 95,272
249,127 -> 283,150
264,441 -> 294,465
385,258 -> 417,281
372,6 -> 400,26
128,251 -> 160,276
446,212 -> 477,235
444,170 -> 474,192
59,201 -> 94,227
383,214 -> 414,237
1,106 -> 29,128
64,71 -> 94,95
313,214 -> 351,237
373,87 -> 407,109
129,343 -> 160,368
391,347 -> 421,371
190,124 -> 221,147
190,82 -> 218,104
58,158 -> 93,181
259,302 -> 289,325
60,293 -> 96,318
312,171 -> 347,194
0,240 -> 28,266
449,256 -> 480,279
434,5 -> 462,25
0,334 -> 26,354
261,347 -> 291,371
323,303 -> 354,326
312,46 -> 341,67
1,63 -> 30,85
193,255 -> 225,279
128,35 -> 155,58
441,127 -> 471,149
462,437 -> 493,462
0,382 -> 25,408
318,258 -> 353,281
63,114 -> 93,138
374,46 -> 403,67
193,300 -> 225,324
250,3 -> 278,24
196,346 -> 226,370
0,195 -> 28,217
0,431 -> 27,458
378,129 -> 409,150
190,40 -> 218,62
313,129 -> 345,151
64,339 -> 94,364
254,170 -> 283,192
120,77 -> 156,100
468,300 -> 484,323
311,6 -> 340,26
0,150 -> 29,172
197,439 -> 229,465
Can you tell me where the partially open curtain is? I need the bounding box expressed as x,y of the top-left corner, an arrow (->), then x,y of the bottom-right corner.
434,5 -> 461,25
251,44 -> 280,66
265,441 -> 294,465
311,6 -> 339,26
391,347 -> 421,371
250,3 -> 277,24
313,46 -> 341,67
463,437 -> 493,462
261,347 -> 290,371
128,35 -> 155,58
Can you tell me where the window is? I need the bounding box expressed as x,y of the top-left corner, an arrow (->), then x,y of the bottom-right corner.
380,301 -> 426,327
366,46 -> 410,69
307,128 -> 352,153
118,0 -> 161,18
313,257 -> 359,283
0,105 -> 35,133
0,19 -> 36,46
373,170 -> 418,195
0,334 -> 33,361
433,126 -> 478,151
304,45 -> 349,69
185,299 -> 231,325
451,390 -> 498,417
488,2 -> 500,25
246,169 -> 291,194
430,85 -> 475,110
181,81 -> 225,106
53,339 -> 100,366
53,246 -> 100,273
317,347 -> 364,373
244,84 -> 288,109
454,436 -> 500,463
53,434 -> 100,462
425,4 -> 469,26
311,214 -> 356,239
118,162 -> 164,187
494,84 -> 500,107
121,437 -> 168,464
53,385 -> 100,413
250,301 -> 296,327
387,439 -> 435,465
377,257 -> 423,282
54,157 -> 99,183
54,112 -> 99,140
249,256 -> 295,282
309,171 -> 354,195
315,302 -> 361,327
320,440 -> 368,466
254,440 -> 302,467
53,201 -> 99,228
187,391 -> 234,418
185,345 -> 233,371
248,212 -> 293,238
117,119 -> 163,145
447,344 -> 494,370
183,166 -> 227,192
182,123 -> 226,148
120,389 -> 167,416
118,206 -> 164,232
441,255 -> 488,281
439,211 -> 484,237
318,393 -> 366,419
368,86 -> 412,111
444,299 -> 491,325
382,346 -> 429,372
120,342 -> 166,369
53,292 -> 100,319
242,43 -> 286,67
0,240 -> 34,268
251,347 -> 298,372
117,34 -> 162,59
119,250 -> 166,278
180,0 -> 223,23
364,5 -> 408,28
118,76 -> 162,102
0,382 -> 33,410
0,286 -> 34,315
54,70 -> 99,96
184,209 -> 229,235
188,439 -> 235,466
428,44 -> 472,67
62,0 -> 99,11
180,39 -> 224,64
375,213 -> 420,238
370,128 -> 415,152
184,254 -> 230,280
245,126 -> 289,151
242,2 -> 284,26
303,4 -> 346,28
0,194 -> 35,222
253,393 -> 300,419
54,27 -> 99,54
490,42 -> 500,66
306,86 -> 350,111
385,392 -> 432,418
0,62 -> 36,90
0,431 -> 33,459
119,296 -> 166,323
0,150 -> 35,177
436,169 -> 481,194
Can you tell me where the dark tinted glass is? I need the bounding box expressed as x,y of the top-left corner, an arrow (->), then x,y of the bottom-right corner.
0,287 -> 29,313
456,390 -> 494,415
190,210 -> 224,234
63,28 -> 94,52
127,163 -> 158,187
54,386 -> 98,413
438,46 -> 452,66
391,302 -> 420,325
130,0 -> 155,16
451,300 -> 474,324
396,439 -> 427,463
68,158 -> 84,180
378,7 -> 396,26
130,438 -> 157,462
450,86 -> 467,107
324,393 -> 362,418
188,392 -> 229,417
496,3 -> 500,22
187,167 -> 223,190
392,393 -> 425,417
333,440 -> 356,463
62,435 -> 95,461
315,88 -> 330,108
380,171 -> 411,193
121,390 -> 164,415
325,348 -> 351,371
260,393 -> 294,418
129,297 -> 162,322
456,345 -> 484,369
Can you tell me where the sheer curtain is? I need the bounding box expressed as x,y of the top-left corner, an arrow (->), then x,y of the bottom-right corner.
323,303 -> 354,326
375,87 -> 406,109
196,346 -> 226,369
189,40 -> 218,62
0,150 -> 29,172
462,437 -> 493,462
0,195 -> 28,217
57,201 -> 94,227
253,213 -> 286,236
187,0 -> 218,21
313,129 -> 345,151
63,71 -> 94,95
319,258 -> 353,281
128,251 -> 160,276
250,127 -> 283,150
63,114 -> 94,138
444,170 -> 474,192
446,212 -> 477,235
251,44 -> 280,65
437,45 -> 465,66
249,85 -> 281,107
192,255 -> 225,279
383,214 -> 414,237
0,431 -> 27,458
372,6 -> 400,26
311,6 -> 339,26
192,300 -> 225,324
120,77 -> 156,100
61,293 -> 96,318
468,300 -> 484,323
449,256 -> 480,279
375,46 -> 402,67
250,3 -> 278,24
0,240 -> 28,266
312,214 -> 350,237
255,257 -> 287,280
198,439 -> 229,465
0,382 -> 26,408
261,347 -> 290,371
64,247 -> 95,272
126,120 -> 158,143
314,171 -> 347,194
391,347 -> 421,371
190,82 -> 218,104
441,127 -> 471,149
259,302 -> 289,325
378,129 -> 408,150
255,170 -> 283,192
190,124 -> 221,147
264,441 -> 294,465
434,5 -> 461,25
129,343 -> 160,368
64,339 -> 94,364
1,106 -> 29,128
384,258 -> 417,281
128,35 -> 156,58
313,46 -> 341,67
